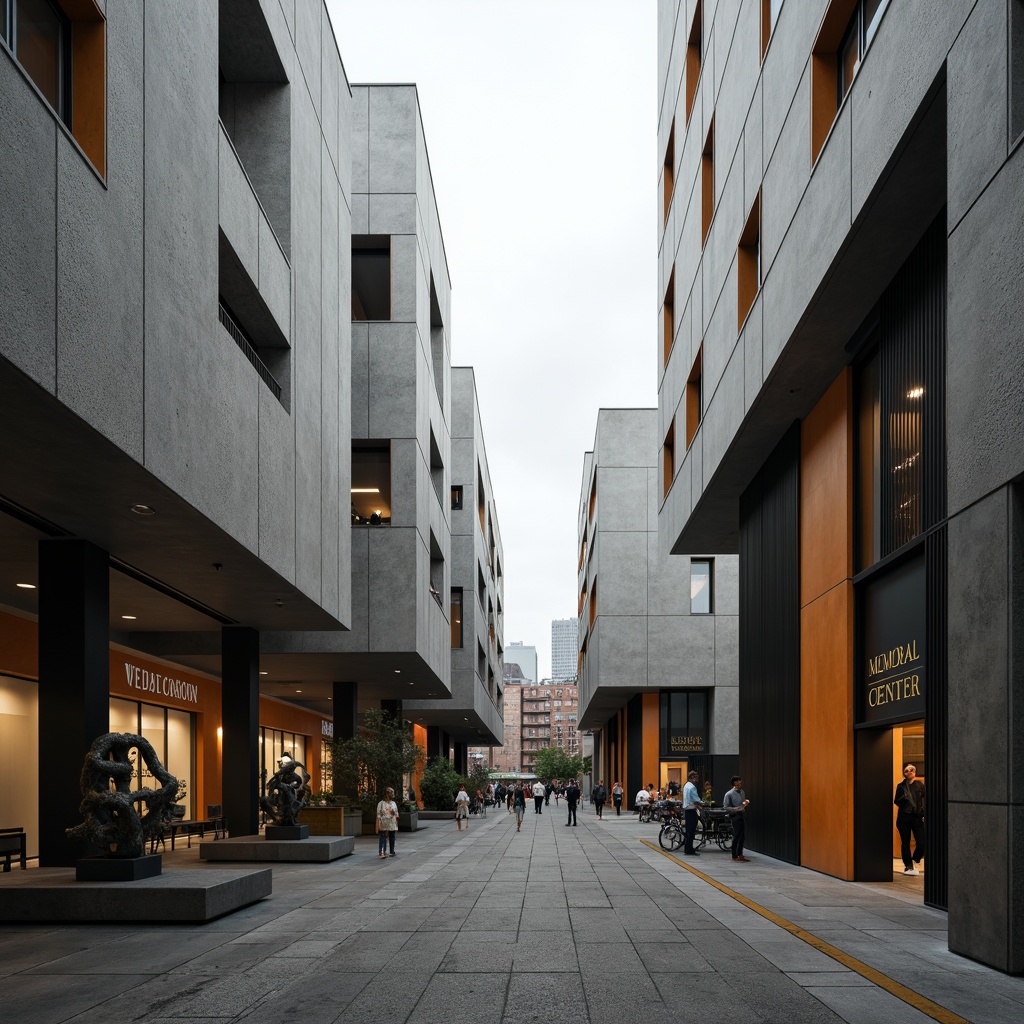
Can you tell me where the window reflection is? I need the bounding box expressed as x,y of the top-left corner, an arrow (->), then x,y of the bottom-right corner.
690,559 -> 712,614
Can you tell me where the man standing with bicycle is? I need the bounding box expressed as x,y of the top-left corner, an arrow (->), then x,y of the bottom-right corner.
682,770 -> 701,856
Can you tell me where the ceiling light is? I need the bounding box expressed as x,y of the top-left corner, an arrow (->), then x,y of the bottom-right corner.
121,615 -> 137,620
130,504 -> 156,516
350,487 -> 380,494
16,583 -> 36,589
394,669 -> 401,674
259,671 -> 268,676
296,689 -> 302,693
907,386 -> 924,399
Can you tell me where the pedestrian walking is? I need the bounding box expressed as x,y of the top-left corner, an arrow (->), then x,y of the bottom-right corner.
455,783 -> 471,831
513,783 -> 527,831
612,781 -> 623,815
592,780 -> 606,818
507,785 -> 515,813
681,771 -> 701,856
533,779 -> 545,813
723,776 -> 751,861
545,780 -> 553,806
894,764 -> 925,875
376,786 -> 399,859
565,779 -> 580,826
477,788 -> 487,817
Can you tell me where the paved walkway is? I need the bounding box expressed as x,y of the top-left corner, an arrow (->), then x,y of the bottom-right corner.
2,804 -> 1023,1023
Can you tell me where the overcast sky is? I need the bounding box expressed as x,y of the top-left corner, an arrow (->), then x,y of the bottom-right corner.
328,1 -> 658,680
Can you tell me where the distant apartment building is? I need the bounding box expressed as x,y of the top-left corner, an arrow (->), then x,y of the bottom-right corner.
551,618 -> 578,680
520,680 -> 579,775
578,409 -> 738,801
469,679 -> 521,772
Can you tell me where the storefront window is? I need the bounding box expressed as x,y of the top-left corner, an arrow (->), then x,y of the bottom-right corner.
659,690 -> 707,757
260,727 -> 307,797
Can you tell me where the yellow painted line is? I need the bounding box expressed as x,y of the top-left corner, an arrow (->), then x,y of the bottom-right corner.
640,839 -> 970,1024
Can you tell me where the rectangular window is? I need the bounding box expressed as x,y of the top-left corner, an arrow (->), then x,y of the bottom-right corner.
737,192 -> 761,330
685,346 -> 703,449
451,485 -> 463,510
762,0 -> 783,59
351,443 -> 392,525
701,117 -> 715,248
685,1 -> 702,125
662,120 -> 675,225
477,464 -> 486,531
3,0 -> 106,174
588,474 -> 597,521
811,0 -> 889,164
663,268 -> 676,367
663,419 -> 676,500
659,690 -> 708,757
690,559 -> 713,614
588,579 -> 597,629
351,235 -> 391,320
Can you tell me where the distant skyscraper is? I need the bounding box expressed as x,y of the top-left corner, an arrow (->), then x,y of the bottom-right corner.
551,618 -> 577,680
505,642 -> 537,684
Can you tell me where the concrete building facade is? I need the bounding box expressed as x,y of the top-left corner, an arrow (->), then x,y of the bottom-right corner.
578,409 -> 738,803
657,0 -> 1024,972
0,0 -> 354,859
406,367 -> 505,771
551,617 -> 578,681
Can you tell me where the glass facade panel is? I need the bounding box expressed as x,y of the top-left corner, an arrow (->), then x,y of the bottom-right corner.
690,559 -> 712,613
15,0 -> 66,118
166,708 -> 192,816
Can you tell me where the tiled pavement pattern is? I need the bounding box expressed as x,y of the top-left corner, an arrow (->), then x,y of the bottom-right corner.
2,806 -> 1023,1024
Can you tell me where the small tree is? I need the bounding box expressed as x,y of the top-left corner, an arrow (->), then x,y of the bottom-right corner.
566,753 -> 592,780
466,762 -> 490,798
419,757 -> 466,811
532,746 -> 570,781
330,709 -> 423,812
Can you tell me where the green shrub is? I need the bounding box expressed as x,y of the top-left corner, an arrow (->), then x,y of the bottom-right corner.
419,757 -> 467,811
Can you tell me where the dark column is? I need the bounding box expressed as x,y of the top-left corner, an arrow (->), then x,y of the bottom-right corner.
380,699 -> 402,722
331,682 -> 357,796
222,626 -> 260,837
38,539 -> 109,866
426,726 -> 449,762
453,741 -> 467,776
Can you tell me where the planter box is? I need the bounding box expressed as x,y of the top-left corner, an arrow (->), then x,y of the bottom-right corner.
398,811 -> 418,832
418,810 -> 456,820
301,807 -> 362,837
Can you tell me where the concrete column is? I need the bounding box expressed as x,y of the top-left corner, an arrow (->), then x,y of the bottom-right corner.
426,726 -> 449,762
38,539 -> 109,867
331,682 -> 357,796
453,741 -> 467,776
222,626 -> 260,838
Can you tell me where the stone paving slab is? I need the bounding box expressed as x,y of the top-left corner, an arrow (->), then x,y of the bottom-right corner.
0,809 -> 1022,1023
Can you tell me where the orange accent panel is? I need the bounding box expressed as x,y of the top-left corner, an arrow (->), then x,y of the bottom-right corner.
800,370 -> 853,607
412,724 -> 428,802
642,693 -> 659,790
800,582 -> 854,878
0,610 -> 37,679
71,18 -> 105,176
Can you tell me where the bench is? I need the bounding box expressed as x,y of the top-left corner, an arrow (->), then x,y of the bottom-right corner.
0,827 -> 27,871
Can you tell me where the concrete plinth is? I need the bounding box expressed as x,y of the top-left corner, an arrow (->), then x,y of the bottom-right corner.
265,824 -> 310,840
76,854 -> 162,881
0,868 -> 271,922
198,834 -> 354,862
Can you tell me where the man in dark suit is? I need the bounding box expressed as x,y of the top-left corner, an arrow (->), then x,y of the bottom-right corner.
565,779 -> 581,826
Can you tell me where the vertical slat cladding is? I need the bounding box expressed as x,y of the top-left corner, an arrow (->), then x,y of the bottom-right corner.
879,215 -> 946,555
739,424 -> 801,864
626,695 -> 643,803
925,526 -> 948,910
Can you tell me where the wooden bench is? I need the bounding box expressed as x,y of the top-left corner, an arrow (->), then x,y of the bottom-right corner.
0,827 -> 27,871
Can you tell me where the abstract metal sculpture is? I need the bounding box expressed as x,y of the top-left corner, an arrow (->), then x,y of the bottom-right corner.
66,733 -> 179,859
260,757 -> 311,827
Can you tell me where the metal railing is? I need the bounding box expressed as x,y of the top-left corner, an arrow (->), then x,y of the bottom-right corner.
218,302 -> 283,401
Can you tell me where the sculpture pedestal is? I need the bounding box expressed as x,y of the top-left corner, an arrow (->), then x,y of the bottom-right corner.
265,825 -> 309,840
76,854 -> 162,881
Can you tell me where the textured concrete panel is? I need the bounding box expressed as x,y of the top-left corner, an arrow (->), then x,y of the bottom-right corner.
715,554 -> 739,617
743,81 -> 763,216
713,0 -> 757,185
703,339 -> 745,487
714,613 -> 739,687
219,128 -> 260,285
948,491 -> 1009,799
351,322 -> 369,437
762,67 -> 810,276
762,99 -> 851,378
57,1 -> 145,459
597,468 -> 650,533
598,616 -> 649,690
258,214 -> 291,341
947,0 -> 1007,227
711,682 -> 739,752
390,233 -> 419,323
948,801 -> 1010,970
368,324 -> 418,440
320,4 -> 340,172
257,386 -> 296,581
390,438 -> 420,530
647,534 -> 689,617
742,296 -> 763,414
351,87 -> 369,193
601,533 -> 649,617
647,614 -> 715,689
368,88 -> 417,194
369,193 -> 417,235
0,58 -> 57,389
368,527 -> 418,651
947,149 -> 1024,513
596,410 -> 658,468
294,0 -> 320,120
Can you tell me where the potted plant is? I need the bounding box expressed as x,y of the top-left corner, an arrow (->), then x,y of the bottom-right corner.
398,798 -> 419,832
